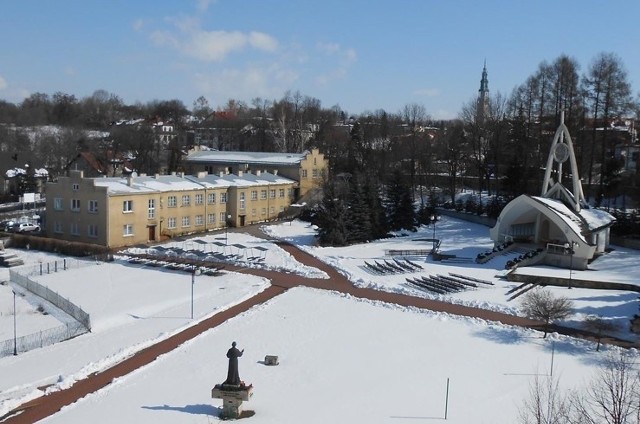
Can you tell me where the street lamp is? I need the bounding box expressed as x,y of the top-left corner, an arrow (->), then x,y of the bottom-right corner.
430,214 -> 441,252
225,214 -> 232,245
12,290 -> 17,356
190,266 -> 201,320
564,241 -> 578,289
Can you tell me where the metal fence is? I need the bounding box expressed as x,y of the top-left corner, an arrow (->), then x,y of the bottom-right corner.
19,257 -> 101,278
9,270 -> 91,330
0,321 -> 86,357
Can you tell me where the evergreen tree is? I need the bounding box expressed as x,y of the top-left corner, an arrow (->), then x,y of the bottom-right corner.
345,176 -> 372,243
386,170 -> 416,231
316,181 -> 348,246
363,176 -> 389,239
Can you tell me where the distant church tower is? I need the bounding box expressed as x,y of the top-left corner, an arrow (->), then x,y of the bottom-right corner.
477,61 -> 489,124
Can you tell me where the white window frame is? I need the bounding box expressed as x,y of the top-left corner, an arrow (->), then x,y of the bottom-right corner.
123,200 -> 133,213
54,221 -> 63,234
195,194 -> 203,205
279,188 -> 285,198
88,224 -> 98,238
70,222 -> 80,236
71,199 -> 80,212
88,200 -> 98,213
260,190 -> 267,200
207,192 -> 216,204
181,195 -> 191,207
148,199 -> 155,219
207,213 -> 216,225
220,193 -> 227,204
167,217 -> 177,229
195,214 -> 204,226
181,216 -> 190,227
54,197 -> 63,211
270,189 -> 276,199
168,196 -> 177,208
239,192 -> 245,210
123,224 -> 134,236
251,190 -> 257,201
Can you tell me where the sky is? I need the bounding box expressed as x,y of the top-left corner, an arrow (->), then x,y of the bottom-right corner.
0,1 -> 639,119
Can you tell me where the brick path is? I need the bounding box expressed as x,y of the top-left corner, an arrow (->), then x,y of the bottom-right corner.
2,224 -> 635,422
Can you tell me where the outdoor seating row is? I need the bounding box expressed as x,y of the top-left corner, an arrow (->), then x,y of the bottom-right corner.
364,258 -> 423,275
126,253 -> 225,276
448,272 -> 494,286
406,276 -> 466,295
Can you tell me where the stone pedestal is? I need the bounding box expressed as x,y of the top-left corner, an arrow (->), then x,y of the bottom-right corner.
212,383 -> 253,419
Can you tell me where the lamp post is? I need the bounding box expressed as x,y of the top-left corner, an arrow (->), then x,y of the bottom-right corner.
190,266 -> 201,319
12,290 -> 17,356
564,241 -> 578,289
430,214 -> 441,252
225,214 -> 232,245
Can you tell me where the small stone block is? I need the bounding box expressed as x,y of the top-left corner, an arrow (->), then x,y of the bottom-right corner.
264,355 -> 279,366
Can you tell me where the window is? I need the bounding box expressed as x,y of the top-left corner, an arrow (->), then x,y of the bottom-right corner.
270,206 -> 275,215
195,214 -> 204,226
287,188 -> 293,197
195,194 -> 203,205
251,208 -> 257,217
70,223 -> 80,236
312,169 -> 319,179
54,221 -> 63,234
72,183 -> 79,191
123,200 -> 133,213
71,199 -> 80,212
279,189 -> 285,198
220,212 -> 226,223
270,189 -> 276,199
260,190 -> 267,200
207,192 -> 216,204
123,224 -> 134,236
54,198 -> 63,211
168,196 -> 177,208
148,199 -> 155,219
220,193 -> 227,204
251,190 -> 257,201
207,213 -> 216,225
88,224 -> 98,238
301,169 -> 308,178
239,192 -> 245,210
88,200 -> 98,213
182,216 -> 190,227
261,208 -> 266,216
181,195 -> 191,207
167,217 -> 177,229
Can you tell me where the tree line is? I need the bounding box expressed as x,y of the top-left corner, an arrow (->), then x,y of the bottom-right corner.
0,52 -> 638,226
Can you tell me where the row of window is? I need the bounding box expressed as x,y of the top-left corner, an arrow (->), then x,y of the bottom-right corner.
301,169 -> 322,178
53,222 -> 99,238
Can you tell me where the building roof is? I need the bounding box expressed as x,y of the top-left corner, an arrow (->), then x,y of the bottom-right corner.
89,171 -> 295,195
532,196 -> 615,233
186,150 -> 309,166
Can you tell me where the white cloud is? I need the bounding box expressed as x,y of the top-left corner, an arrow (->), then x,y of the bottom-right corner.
149,17 -> 278,62
196,0 -> 216,12
132,19 -> 144,32
0,75 -> 6,90
413,88 -> 440,97
314,42 -> 357,86
194,64 -> 298,101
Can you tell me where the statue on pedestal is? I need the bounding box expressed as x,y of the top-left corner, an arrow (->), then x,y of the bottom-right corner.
224,341 -> 244,386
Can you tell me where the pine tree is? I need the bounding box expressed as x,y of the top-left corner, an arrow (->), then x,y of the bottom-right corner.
316,181 -> 348,246
345,176 -> 372,243
387,170 -> 416,231
363,176 -> 389,239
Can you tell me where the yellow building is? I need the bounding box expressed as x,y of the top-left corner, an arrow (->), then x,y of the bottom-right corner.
185,148 -> 328,200
46,169 -> 296,248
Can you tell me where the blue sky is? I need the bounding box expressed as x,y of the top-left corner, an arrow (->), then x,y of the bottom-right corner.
0,0 -> 638,119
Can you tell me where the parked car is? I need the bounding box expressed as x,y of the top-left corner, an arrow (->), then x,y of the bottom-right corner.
14,222 -> 40,233
0,220 -> 17,232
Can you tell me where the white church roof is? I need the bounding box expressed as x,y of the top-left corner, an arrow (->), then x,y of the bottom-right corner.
532,196 -> 615,233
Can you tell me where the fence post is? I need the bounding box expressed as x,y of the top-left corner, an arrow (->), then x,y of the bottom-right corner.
55,261 -> 58,272
64,259 -> 66,270
47,263 -> 50,274
40,263 -> 42,276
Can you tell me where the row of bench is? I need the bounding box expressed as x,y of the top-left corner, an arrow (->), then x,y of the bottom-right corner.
125,253 -> 225,276
364,258 -> 424,275
406,272 -> 494,295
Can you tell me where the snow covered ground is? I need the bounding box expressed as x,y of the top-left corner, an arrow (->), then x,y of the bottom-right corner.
39,287 -> 618,424
1,216 -> 639,422
264,218 -> 640,336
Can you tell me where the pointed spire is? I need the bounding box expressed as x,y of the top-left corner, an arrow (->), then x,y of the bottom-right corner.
477,61 -> 489,124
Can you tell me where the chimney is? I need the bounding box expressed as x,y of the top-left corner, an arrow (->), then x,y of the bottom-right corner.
127,176 -> 133,186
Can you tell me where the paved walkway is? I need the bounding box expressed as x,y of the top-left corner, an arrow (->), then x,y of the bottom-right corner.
2,224 -> 635,422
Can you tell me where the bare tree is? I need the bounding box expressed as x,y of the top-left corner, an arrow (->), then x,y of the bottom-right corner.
519,373 -> 570,424
584,315 -> 621,352
571,351 -> 640,424
520,289 -> 573,338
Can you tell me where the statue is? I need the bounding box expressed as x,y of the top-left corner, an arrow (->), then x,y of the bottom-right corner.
224,341 -> 244,386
